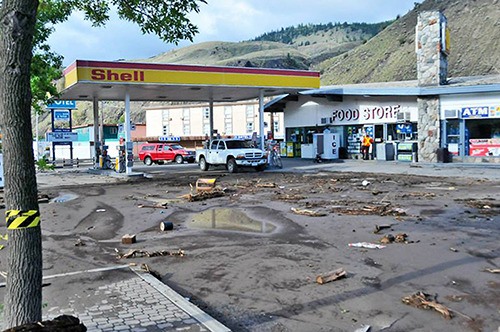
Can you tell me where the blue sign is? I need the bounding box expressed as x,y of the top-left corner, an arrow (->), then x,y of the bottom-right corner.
54,110 -> 70,120
47,100 -> 76,109
159,136 -> 181,142
396,123 -> 413,134
46,132 -> 78,142
461,106 -> 489,118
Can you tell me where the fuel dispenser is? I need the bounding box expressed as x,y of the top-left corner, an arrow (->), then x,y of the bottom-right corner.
115,145 -> 126,173
126,142 -> 134,171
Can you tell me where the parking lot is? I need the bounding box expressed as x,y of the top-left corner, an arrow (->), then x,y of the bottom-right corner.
2,159 -> 499,331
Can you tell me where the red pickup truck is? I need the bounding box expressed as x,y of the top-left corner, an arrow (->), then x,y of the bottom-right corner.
138,143 -> 195,165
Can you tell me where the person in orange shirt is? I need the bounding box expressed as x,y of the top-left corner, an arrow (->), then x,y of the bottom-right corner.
361,133 -> 374,160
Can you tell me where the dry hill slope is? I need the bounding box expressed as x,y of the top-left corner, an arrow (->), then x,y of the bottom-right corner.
318,0 -> 500,84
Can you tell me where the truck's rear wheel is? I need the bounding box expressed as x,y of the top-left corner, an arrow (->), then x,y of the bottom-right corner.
199,157 -> 209,171
227,158 -> 238,173
144,156 -> 153,166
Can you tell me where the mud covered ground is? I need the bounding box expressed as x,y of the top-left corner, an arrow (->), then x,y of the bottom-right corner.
2,169 -> 499,331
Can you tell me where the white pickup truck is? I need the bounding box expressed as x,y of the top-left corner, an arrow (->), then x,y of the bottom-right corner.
196,139 -> 267,173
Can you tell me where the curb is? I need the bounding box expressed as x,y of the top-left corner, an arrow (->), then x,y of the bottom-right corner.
131,268 -> 231,332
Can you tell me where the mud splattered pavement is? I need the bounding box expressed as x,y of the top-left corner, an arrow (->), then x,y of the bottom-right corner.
1,167 -> 499,332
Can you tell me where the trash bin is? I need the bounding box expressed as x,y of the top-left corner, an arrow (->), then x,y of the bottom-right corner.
437,148 -> 450,163
339,147 -> 348,159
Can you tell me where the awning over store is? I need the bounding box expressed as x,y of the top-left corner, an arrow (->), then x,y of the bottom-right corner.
58,60 -> 320,102
263,94 -> 300,112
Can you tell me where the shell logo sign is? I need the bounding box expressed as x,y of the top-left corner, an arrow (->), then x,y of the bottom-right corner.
90,69 -> 145,82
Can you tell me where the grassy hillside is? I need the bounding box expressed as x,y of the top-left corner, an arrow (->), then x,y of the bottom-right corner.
141,21 -> 388,69
38,0 -> 500,135
318,0 -> 500,84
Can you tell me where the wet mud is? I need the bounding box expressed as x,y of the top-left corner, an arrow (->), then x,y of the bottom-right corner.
2,170 -> 498,332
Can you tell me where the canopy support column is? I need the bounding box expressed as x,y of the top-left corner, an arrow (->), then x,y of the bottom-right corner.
259,90 -> 265,150
125,92 -> 132,174
93,96 -> 99,168
209,99 -> 214,139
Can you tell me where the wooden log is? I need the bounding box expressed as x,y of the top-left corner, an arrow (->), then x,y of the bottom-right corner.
137,203 -> 167,209
291,207 -> 327,217
373,224 -> 392,234
316,268 -> 347,285
121,234 -> 136,244
196,178 -> 217,192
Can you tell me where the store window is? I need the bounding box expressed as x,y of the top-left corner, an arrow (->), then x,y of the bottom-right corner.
224,106 -> 232,134
246,122 -> 254,133
162,110 -> 169,122
203,123 -> 210,136
467,119 -> 500,157
183,124 -> 190,136
246,105 -> 254,119
203,107 -> 210,119
274,121 -> 280,133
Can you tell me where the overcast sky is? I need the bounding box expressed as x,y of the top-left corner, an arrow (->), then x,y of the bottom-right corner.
48,0 -> 423,67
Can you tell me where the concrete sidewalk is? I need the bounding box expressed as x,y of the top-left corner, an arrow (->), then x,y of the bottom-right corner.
6,266 -> 230,332
269,158 -> 500,180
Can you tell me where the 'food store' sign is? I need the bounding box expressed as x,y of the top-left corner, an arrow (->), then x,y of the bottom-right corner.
331,105 -> 402,124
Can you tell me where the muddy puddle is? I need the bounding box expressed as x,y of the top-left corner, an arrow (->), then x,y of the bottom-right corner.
50,192 -> 79,203
188,208 -> 276,234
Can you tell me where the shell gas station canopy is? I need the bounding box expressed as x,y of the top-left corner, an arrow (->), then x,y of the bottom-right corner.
57,60 -> 320,174
59,60 -> 320,102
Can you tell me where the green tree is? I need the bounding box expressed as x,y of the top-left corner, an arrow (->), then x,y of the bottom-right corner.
0,0 -> 206,328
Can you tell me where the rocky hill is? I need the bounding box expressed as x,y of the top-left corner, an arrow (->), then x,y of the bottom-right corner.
140,21 -> 391,70
36,0 -> 500,135
318,0 -> 500,84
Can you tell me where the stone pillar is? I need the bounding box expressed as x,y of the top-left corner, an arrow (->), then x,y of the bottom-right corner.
416,11 -> 449,162
418,97 -> 440,163
416,11 -> 449,86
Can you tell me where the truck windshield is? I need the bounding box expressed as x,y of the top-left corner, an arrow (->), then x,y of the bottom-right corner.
169,144 -> 183,150
225,140 -> 254,149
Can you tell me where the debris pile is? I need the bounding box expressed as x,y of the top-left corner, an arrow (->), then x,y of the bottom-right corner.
291,207 -> 327,217
380,233 -> 408,244
181,188 -> 225,202
331,203 -> 407,216
402,291 -> 452,319
116,249 -> 185,259
138,202 -> 168,209
276,193 -> 305,201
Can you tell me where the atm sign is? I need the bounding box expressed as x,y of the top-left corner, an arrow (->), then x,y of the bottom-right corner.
461,106 -> 489,118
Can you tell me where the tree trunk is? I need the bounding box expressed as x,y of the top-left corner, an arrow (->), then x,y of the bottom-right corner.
0,0 -> 42,329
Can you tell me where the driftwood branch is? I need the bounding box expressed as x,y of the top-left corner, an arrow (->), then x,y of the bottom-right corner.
316,268 -> 347,285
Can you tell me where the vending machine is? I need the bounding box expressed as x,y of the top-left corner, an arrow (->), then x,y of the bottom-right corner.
313,133 -> 342,159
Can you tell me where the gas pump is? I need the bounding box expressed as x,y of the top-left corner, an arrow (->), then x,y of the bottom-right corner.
126,142 -> 134,171
116,145 -> 126,173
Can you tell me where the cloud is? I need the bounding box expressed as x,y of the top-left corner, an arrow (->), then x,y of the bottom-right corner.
48,0 -> 421,66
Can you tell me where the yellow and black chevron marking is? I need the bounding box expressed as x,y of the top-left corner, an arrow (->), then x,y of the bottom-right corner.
6,210 -> 40,229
